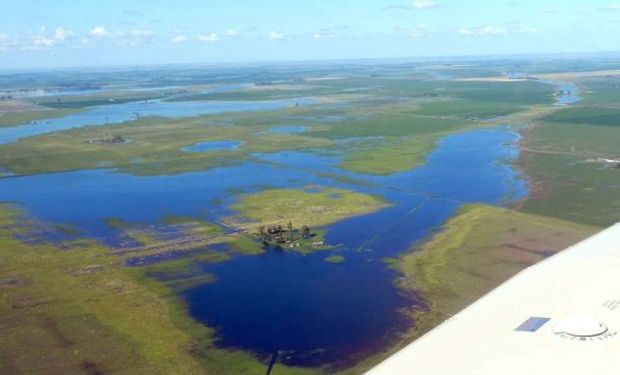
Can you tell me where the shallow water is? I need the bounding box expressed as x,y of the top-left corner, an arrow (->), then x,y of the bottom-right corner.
0,127 -> 526,367
266,125 -> 308,134
183,140 -> 243,152
0,97 -> 316,144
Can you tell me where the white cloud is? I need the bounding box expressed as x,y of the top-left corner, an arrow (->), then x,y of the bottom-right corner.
121,30 -> 155,46
312,32 -> 323,39
128,30 -> 154,38
54,27 -> 72,41
413,0 -> 437,8
90,26 -> 108,37
481,25 -> 506,35
268,31 -> 285,40
459,25 -> 509,36
0,33 -> 19,52
198,33 -> 219,42
226,29 -> 238,37
410,24 -> 428,37
513,26 -> 539,34
20,27 -> 74,50
170,35 -> 187,44
383,0 -> 438,10
31,34 -> 56,48
599,3 -> 620,10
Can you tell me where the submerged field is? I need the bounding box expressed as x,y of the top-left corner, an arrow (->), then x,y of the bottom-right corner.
0,60 -> 618,374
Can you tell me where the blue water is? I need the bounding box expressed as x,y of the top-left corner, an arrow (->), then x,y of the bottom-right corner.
0,97 -> 316,145
267,125 -> 308,134
0,127 -> 526,368
183,140 -> 243,152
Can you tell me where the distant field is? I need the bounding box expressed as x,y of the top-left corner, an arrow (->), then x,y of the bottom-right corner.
413,99 -> 523,119
35,91 -> 168,109
577,76 -> 620,104
0,107 -> 84,128
541,106 -> 620,127
0,109 -> 335,176
535,69 -> 620,80
519,111 -> 620,226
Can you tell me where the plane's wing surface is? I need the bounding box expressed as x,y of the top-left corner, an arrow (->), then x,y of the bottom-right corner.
368,223 -> 620,375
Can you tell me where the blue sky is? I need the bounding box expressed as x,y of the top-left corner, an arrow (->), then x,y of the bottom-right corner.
1,0 -> 619,69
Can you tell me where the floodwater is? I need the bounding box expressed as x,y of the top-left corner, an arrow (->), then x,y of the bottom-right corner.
183,140 -> 243,152
551,81 -> 581,105
0,127 -> 526,367
266,125 -> 308,134
0,97 -> 316,145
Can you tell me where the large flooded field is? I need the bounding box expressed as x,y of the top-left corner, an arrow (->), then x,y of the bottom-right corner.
3,60 -> 603,373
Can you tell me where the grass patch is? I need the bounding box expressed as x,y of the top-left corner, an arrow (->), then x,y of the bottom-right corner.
339,135 -> 438,175
519,118 -> 620,227
541,106 -> 620,127
392,204 -> 597,336
324,255 -> 344,263
227,187 -> 389,230
347,205 -> 597,374
414,99 -> 523,119
0,108 -> 85,128
0,112 -> 335,176
0,205 -> 319,374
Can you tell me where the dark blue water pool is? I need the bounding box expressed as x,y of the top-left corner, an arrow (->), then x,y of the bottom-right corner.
0,127 -> 526,368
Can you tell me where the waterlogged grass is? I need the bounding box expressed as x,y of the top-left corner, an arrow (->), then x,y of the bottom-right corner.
35,91 -> 167,109
228,187 -> 389,230
0,205 -> 320,374
313,111 -> 475,139
160,216 -> 225,237
224,234 -> 267,255
339,135 -> 438,175
324,255 -> 345,263
0,108 -> 85,128
0,113 -> 335,176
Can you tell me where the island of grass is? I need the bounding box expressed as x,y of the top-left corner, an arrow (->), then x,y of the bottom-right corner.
325,254 -> 345,263
227,187 -> 389,252
0,107 -> 86,128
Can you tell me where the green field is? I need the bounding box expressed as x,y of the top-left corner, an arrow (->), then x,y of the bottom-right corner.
518,92 -> 620,227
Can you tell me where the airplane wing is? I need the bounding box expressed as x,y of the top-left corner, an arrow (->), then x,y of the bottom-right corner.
368,223 -> 620,374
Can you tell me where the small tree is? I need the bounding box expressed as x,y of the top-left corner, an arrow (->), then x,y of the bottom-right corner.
287,222 -> 294,240
301,225 -> 310,239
